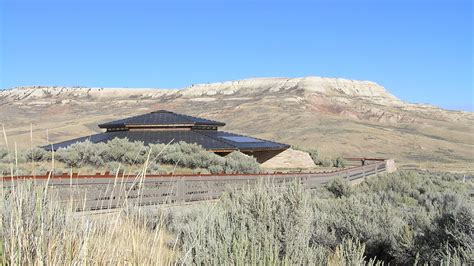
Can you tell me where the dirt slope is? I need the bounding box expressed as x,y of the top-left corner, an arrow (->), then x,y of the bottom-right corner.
1,76 -> 472,171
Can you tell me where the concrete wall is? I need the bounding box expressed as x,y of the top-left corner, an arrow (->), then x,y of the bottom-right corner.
385,159 -> 397,173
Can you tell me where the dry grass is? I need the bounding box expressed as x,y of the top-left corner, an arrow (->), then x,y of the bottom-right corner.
0,161 -> 203,177
2,85 -> 473,172
0,141 -> 178,265
0,122 -> 471,264
1,170 -> 472,265
83,212 -> 175,264
0,181 -> 175,265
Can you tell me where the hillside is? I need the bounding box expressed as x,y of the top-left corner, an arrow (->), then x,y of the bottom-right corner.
1,76 -> 473,171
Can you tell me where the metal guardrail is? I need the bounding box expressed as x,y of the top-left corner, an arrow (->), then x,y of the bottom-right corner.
1,159 -> 391,211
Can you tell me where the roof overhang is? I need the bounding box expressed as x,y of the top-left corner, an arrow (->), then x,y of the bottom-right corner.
208,146 -> 290,153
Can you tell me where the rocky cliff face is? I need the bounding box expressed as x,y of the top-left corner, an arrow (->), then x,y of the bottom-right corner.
1,76 -> 473,171
2,76 -> 468,123
180,77 -> 399,102
2,76 -> 399,103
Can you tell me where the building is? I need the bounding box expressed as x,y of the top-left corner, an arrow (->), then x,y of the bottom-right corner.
47,110 -> 290,163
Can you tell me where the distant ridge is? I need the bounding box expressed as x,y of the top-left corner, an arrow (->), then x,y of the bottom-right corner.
1,76 -> 472,171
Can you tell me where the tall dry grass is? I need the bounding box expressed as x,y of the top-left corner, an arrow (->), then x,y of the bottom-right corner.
2,171 -> 472,265
1,127 -> 472,265
1,180 -> 175,265
0,138 -> 177,265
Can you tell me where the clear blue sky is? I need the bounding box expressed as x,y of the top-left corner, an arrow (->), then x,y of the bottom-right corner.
1,0 -> 472,111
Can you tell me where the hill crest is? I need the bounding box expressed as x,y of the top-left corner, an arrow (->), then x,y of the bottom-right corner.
0,76 -> 472,171
4,76 -> 400,105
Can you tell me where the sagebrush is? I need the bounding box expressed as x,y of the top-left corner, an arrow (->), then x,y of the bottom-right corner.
0,138 -> 261,175
296,147 -> 347,168
158,171 -> 473,264
1,170 -> 472,264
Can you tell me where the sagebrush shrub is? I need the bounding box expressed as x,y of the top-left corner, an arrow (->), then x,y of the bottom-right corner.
167,171 -> 473,265
104,138 -> 147,164
308,149 -> 320,164
0,148 -> 8,161
56,140 -> 107,167
0,164 -> 11,176
34,138 -> 262,174
1,169 -> 472,264
327,239 -> 366,265
173,182 -> 323,264
24,147 -> 50,162
319,158 -> 334,167
105,161 -> 123,174
146,161 -> 166,174
333,157 -> 347,168
415,193 -> 473,262
208,164 -> 224,174
325,178 -> 352,198
297,148 -> 348,168
56,147 -> 81,167
224,151 -> 261,174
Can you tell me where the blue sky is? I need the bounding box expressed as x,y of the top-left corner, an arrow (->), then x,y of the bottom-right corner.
1,0 -> 472,111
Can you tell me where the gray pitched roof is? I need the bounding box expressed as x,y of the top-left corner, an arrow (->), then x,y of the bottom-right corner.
98,110 -> 225,128
46,130 -> 289,152
45,110 -> 290,153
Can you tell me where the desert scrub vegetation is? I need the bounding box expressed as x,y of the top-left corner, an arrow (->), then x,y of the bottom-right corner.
0,138 -> 261,175
294,147 -> 347,168
1,170 -> 472,264
157,170 -> 473,264
0,182 -> 173,264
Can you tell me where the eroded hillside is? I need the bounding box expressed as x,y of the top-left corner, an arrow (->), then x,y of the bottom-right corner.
1,76 -> 473,171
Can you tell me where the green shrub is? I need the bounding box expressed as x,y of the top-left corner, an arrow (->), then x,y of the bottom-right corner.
437,245 -> 468,266
50,139 -> 261,174
319,158 -> 333,167
315,193 -> 404,261
104,138 -> 147,164
34,165 -> 55,176
149,142 -> 260,174
2,168 -> 472,264
224,151 -> 261,174
145,161 -> 166,174
328,239 -> 367,265
0,164 -> 12,176
105,161 -> 123,174
150,141 -> 225,170
165,170 -> 473,265
0,148 -> 27,164
333,157 -> 347,168
56,140 -> 107,167
305,149 -> 332,167
208,164 -> 224,174
308,149 -> 320,164
56,147 -> 81,167
325,178 -> 352,198
415,194 -> 473,262
173,182 -> 323,264
298,148 -> 347,168
0,148 -> 8,161
24,148 -> 50,162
